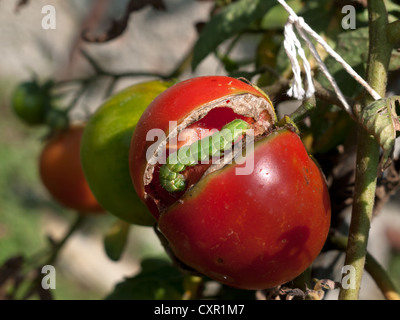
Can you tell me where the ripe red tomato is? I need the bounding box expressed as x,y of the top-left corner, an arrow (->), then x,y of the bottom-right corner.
129,76 -> 330,290
39,124 -> 104,214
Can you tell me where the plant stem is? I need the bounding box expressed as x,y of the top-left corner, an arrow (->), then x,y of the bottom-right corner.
166,47 -> 194,79
330,235 -> 400,300
46,214 -> 86,266
365,251 -> 400,300
21,214 -> 86,299
339,0 -> 392,300
288,95 -> 316,124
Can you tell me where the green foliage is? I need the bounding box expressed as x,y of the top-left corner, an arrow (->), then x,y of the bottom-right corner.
359,96 -> 400,169
105,258 -> 184,300
260,0 -> 301,30
389,250 -> 400,291
103,219 -> 131,261
192,0 -> 276,70
317,27 -> 369,97
0,116 -> 46,263
299,0 -> 337,34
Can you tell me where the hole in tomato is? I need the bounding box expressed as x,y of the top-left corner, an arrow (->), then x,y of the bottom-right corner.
193,107 -> 254,131
143,93 -> 276,214
145,108 -> 256,213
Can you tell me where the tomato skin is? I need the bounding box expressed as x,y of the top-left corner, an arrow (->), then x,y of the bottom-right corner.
39,125 -> 104,214
130,76 -> 273,220
158,129 -> 331,290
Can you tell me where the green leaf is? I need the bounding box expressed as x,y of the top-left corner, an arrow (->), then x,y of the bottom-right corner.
335,27 -> 369,66
359,96 -> 400,169
299,0 -> 334,35
275,41 -> 291,74
260,0 -> 302,30
103,219 -> 130,261
389,50 -> 400,71
191,0 -> 275,71
105,258 -> 184,300
317,27 -> 369,97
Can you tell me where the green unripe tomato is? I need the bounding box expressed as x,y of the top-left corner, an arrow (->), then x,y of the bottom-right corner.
12,81 -> 49,125
80,80 -> 175,226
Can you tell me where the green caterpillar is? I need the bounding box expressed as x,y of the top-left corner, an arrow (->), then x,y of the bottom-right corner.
159,119 -> 250,193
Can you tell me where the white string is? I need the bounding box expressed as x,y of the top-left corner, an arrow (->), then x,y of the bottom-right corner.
283,20 -> 315,99
294,18 -> 353,114
277,0 -> 381,110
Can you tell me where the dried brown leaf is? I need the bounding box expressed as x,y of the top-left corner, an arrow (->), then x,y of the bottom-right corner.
305,278 -> 340,300
82,0 -> 166,43
14,0 -> 29,13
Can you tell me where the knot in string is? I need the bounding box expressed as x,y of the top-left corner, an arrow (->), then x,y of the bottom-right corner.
277,0 -> 381,117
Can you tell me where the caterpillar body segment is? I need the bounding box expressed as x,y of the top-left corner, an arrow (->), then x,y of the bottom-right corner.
159,119 -> 251,193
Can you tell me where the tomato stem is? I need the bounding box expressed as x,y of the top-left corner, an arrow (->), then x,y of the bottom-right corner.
288,95 -> 316,124
339,0 -> 393,300
331,235 -> 400,300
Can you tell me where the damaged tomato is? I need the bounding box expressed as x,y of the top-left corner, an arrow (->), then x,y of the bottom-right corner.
129,76 -> 331,290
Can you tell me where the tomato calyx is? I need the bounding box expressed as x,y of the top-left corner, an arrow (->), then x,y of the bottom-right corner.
142,91 -> 277,215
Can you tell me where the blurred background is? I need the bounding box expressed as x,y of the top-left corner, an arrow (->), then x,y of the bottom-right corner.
0,0 -> 226,300
1,0 -> 400,300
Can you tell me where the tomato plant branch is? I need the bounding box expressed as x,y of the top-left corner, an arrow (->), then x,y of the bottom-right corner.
287,95 -> 316,124
313,80 -> 355,115
261,75 -> 355,114
330,235 -> 400,300
339,0 -> 393,300
46,214 -> 86,266
63,83 -> 88,114
167,48 -> 194,79
365,250 -> 400,300
54,47 -> 192,113
21,214 -> 86,299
